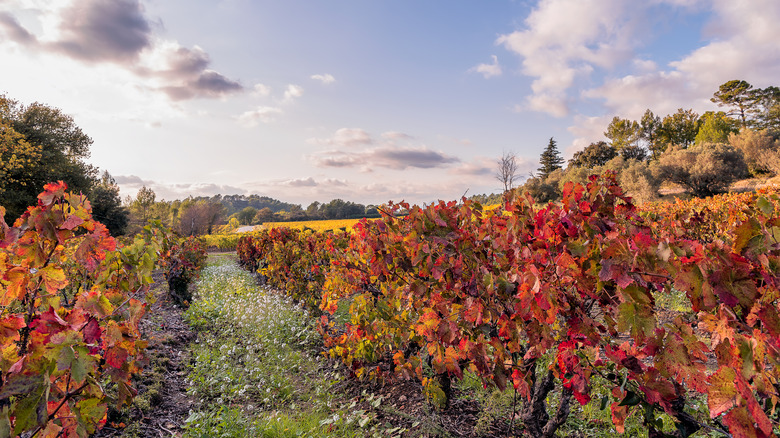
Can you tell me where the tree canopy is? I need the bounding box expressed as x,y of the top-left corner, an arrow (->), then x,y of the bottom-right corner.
0,94 -> 98,220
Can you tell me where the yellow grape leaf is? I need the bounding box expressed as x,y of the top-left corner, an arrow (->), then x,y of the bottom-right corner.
38,266 -> 68,294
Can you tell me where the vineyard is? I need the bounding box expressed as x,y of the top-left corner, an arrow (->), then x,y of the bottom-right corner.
1,175 -> 780,437
236,174 -> 780,438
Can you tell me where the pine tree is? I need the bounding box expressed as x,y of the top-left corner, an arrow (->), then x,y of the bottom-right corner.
538,137 -> 564,178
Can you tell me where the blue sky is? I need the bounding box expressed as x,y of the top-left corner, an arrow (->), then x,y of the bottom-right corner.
1,0 -> 779,206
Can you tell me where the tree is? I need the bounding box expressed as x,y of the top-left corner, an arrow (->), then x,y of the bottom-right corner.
132,186 -> 156,224
711,80 -> 755,126
0,94 -> 97,220
569,141 -> 617,168
237,206 -> 257,225
751,86 -> 780,131
639,109 -> 664,159
605,116 -> 648,160
538,138 -> 563,179
605,117 -> 639,150
89,171 -> 129,236
496,150 -> 519,192
657,143 -> 748,197
618,160 -> 660,204
522,175 -> 560,204
695,111 -> 739,145
254,207 -> 276,223
658,108 -> 700,149
177,199 -> 224,236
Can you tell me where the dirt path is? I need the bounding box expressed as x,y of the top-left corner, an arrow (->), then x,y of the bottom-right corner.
94,273 -> 195,438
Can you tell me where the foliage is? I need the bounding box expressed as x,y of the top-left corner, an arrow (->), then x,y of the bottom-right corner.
569,141 -> 617,168
658,108 -> 700,149
711,79 -> 755,126
694,111 -> 739,145
161,236 -> 207,306
238,174 -> 780,438
728,128 -> 780,176
0,182 -> 168,437
657,143 -> 748,197
0,95 -> 97,221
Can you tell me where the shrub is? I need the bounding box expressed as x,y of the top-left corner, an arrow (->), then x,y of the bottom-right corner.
656,143 -> 748,197
163,236 -> 208,305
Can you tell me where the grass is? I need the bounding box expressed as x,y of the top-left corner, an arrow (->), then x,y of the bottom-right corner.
182,255 -> 398,437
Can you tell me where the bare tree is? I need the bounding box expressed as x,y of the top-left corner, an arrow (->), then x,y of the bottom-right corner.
496,150 -> 518,192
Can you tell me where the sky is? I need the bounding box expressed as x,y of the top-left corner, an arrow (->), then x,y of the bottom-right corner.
1,0 -> 780,207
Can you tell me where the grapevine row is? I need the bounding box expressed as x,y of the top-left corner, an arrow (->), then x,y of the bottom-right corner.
238,174 -> 780,437
0,182 -> 207,437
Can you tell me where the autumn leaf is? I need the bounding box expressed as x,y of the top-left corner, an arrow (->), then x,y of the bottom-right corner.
38,265 -> 68,294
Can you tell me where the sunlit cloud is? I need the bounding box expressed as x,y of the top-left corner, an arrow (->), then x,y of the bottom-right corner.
282,84 -> 304,103
470,55 -> 502,79
310,73 -> 335,84
0,0 -> 244,100
237,106 -> 283,126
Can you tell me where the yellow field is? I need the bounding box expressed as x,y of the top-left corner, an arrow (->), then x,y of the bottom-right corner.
261,218 -> 366,232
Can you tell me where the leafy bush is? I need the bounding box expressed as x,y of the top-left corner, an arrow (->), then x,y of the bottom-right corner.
657,142 -> 748,197
163,236 -> 207,306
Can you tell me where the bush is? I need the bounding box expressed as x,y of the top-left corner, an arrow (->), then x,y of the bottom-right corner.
657,143 -> 748,197
728,128 -> 780,175
163,236 -> 208,305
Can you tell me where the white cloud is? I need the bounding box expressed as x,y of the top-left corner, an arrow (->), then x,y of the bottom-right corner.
566,115 -> 612,157
283,84 -> 304,102
285,177 -> 317,187
253,83 -> 271,96
308,128 -> 373,148
470,55 -> 502,78
497,0 -> 636,116
520,93 -> 570,118
581,1 -> 780,118
310,73 -> 335,84
115,176 -> 247,200
237,106 -> 283,126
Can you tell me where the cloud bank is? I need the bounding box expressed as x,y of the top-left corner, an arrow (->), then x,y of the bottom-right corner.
0,0 -> 243,100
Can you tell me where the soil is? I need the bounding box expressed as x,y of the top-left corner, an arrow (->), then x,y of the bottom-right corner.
94,272 -> 196,438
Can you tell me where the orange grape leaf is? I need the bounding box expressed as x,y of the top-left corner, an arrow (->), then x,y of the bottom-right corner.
3,267 -> 28,306
723,406 -> 760,438
708,367 -> 737,417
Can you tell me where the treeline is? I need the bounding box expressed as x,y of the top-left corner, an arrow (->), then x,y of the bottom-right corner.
123,188 -> 382,236
519,79 -> 780,203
